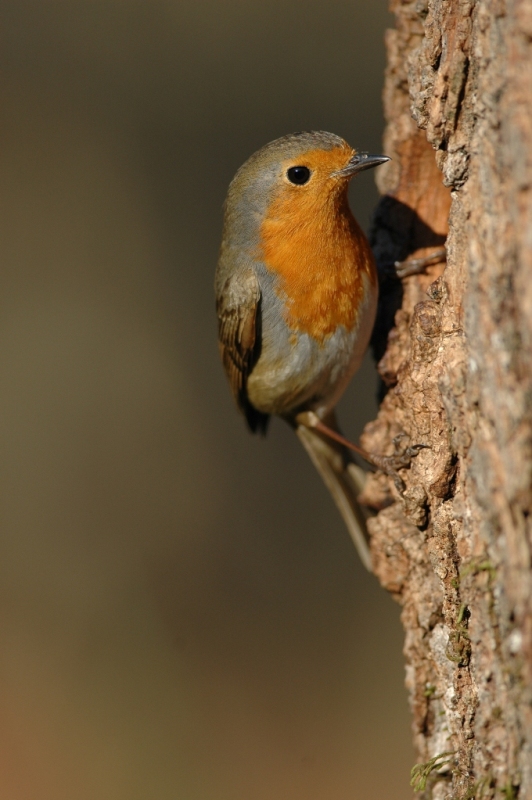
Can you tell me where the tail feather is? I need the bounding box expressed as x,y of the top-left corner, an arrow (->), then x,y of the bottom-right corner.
295,416 -> 372,571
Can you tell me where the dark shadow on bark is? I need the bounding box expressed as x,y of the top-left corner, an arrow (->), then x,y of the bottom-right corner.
369,197 -> 446,388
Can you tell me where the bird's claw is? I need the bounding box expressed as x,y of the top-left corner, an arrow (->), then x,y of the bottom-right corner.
369,434 -> 428,494
296,416 -> 427,495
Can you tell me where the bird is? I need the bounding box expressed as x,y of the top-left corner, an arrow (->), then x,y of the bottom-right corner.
215,130 -> 417,570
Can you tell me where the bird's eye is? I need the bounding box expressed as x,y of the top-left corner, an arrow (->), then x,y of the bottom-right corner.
287,166 -> 311,185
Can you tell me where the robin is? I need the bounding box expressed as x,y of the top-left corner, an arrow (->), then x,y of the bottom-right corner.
215,131 -> 421,570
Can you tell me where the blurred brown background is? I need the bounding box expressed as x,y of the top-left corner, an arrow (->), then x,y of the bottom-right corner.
0,2 -> 413,799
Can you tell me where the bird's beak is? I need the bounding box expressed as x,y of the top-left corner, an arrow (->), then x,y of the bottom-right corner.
333,152 -> 391,178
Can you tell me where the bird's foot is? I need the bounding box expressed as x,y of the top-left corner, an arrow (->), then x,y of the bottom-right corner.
365,433 -> 428,493
296,413 -> 427,494
395,246 -> 447,279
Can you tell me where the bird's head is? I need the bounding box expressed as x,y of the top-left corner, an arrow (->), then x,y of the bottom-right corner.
226,131 -> 389,222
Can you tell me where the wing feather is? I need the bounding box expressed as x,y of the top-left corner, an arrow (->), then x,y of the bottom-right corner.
216,268 -> 268,433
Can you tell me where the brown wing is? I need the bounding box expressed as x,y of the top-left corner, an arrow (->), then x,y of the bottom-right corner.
216,268 -> 269,434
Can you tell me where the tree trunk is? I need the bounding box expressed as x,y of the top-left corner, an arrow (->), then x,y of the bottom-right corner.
362,0 -> 532,797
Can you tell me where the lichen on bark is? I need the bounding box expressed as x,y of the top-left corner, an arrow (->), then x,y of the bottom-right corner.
363,0 -> 532,797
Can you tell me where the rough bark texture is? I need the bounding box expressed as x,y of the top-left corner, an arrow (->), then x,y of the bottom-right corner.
361,0 -> 532,797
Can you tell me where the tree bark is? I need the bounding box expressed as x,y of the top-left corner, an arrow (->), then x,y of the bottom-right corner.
362,0 -> 532,797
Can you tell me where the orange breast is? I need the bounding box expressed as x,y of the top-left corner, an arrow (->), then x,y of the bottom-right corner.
260,165 -> 376,342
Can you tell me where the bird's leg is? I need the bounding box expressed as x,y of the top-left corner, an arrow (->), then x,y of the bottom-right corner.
395,246 -> 447,279
296,411 -> 426,493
